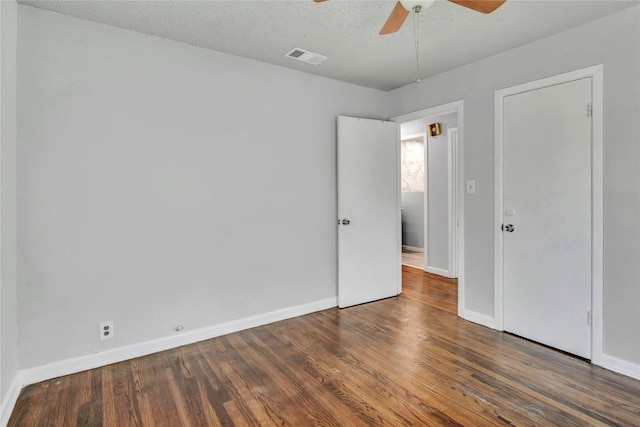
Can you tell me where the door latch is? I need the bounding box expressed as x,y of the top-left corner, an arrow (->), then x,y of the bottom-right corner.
502,224 -> 514,232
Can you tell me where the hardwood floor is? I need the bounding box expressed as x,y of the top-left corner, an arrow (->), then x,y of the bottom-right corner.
402,248 -> 424,270
9,266 -> 640,426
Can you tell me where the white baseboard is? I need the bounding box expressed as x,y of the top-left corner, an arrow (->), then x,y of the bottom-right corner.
402,245 -> 424,252
20,297 -> 338,388
603,354 -> 640,380
5,297 -> 640,424
0,372 -> 22,427
458,308 -> 500,330
424,266 -> 455,278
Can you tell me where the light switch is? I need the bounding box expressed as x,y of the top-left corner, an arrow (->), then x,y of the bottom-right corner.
466,180 -> 476,194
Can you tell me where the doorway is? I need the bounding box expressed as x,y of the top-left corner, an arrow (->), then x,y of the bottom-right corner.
398,110 -> 459,278
494,65 -> 604,363
393,101 -> 464,298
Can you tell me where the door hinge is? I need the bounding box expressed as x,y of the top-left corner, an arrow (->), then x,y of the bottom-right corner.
587,310 -> 592,326
587,103 -> 593,118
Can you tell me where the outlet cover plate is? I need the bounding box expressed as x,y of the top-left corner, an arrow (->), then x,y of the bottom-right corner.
100,321 -> 114,340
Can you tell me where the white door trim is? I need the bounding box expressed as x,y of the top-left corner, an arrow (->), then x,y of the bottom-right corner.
448,127 -> 458,278
391,100 -> 464,309
494,65 -> 603,365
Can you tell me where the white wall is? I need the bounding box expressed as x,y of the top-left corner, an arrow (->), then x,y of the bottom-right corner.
17,6 -> 388,369
389,6 -> 640,367
0,0 -> 20,419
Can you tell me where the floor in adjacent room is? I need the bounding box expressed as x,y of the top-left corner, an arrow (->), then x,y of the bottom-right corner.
402,248 -> 424,270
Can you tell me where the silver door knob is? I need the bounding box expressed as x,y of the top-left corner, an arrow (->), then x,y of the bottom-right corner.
502,224 -> 514,232
342,219 -> 350,225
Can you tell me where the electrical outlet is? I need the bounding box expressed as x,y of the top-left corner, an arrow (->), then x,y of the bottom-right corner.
100,321 -> 114,340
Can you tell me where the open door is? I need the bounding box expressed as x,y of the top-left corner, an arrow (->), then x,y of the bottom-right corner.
337,116 -> 400,308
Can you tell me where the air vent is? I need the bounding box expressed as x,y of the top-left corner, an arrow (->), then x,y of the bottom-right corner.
285,48 -> 328,65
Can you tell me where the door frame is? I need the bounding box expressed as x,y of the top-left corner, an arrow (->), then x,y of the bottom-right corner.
422,125 -> 458,278
392,100 -> 464,308
447,127 -> 458,278
494,65 -> 604,365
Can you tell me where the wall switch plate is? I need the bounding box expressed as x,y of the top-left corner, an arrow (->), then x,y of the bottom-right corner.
100,321 -> 114,340
466,180 -> 476,194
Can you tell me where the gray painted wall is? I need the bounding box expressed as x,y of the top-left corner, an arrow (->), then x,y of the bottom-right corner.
400,132 -> 424,250
1,0 -> 19,407
17,6 -> 388,369
401,192 -> 423,249
426,113 -> 457,272
389,6 -> 640,366
8,2 -> 640,384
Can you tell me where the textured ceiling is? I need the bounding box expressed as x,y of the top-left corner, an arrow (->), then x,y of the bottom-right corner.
18,0 -> 640,91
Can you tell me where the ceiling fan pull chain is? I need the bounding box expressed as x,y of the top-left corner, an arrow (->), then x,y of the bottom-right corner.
413,6 -> 421,83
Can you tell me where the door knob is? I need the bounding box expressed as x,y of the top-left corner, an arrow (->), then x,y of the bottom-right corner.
342,219 -> 351,225
502,224 -> 514,232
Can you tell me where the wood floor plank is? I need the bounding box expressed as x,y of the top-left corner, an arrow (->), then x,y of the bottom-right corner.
168,347 -> 226,426
73,369 -> 102,426
8,266 -> 640,426
402,249 -> 424,270
5,381 -> 46,426
128,357 -> 160,427
145,356 -> 183,426
42,376 -> 73,426
297,309 -> 507,425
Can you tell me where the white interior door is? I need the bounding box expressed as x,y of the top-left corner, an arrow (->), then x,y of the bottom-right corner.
338,116 -> 400,308
502,78 -> 592,359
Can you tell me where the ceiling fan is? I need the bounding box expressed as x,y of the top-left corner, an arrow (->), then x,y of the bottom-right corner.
313,0 -> 506,35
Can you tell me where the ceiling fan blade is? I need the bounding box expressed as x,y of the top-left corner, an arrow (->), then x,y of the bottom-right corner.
380,2 -> 410,35
448,0 -> 506,14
